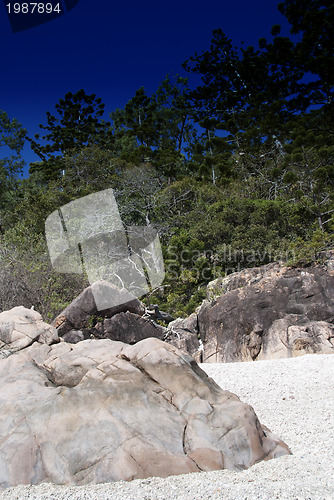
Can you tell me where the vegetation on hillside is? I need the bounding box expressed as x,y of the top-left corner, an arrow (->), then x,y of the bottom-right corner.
0,0 -> 333,319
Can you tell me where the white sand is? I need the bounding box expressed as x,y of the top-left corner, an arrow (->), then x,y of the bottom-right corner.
1,353 -> 333,499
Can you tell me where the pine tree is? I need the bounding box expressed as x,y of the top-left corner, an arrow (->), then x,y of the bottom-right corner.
0,111 -> 26,220
28,89 -> 113,179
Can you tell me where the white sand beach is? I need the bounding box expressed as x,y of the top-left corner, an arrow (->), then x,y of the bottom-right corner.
1,353 -> 333,499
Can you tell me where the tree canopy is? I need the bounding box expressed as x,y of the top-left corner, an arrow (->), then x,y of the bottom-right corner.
28,89 -> 113,179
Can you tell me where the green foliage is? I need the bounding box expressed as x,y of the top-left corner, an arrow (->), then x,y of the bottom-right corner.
1,0 -> 333,320
28,90 -> 113,180
286,229 -> 333,266
183,0 -> 334,180
0,111 -> 26,176
145,180 -> 315,317
0,228 -> 87,319
2,172 -> 71,233
0,111 -> 26,215
278,0 -> 334,112
60,145 -> 124,198
111,76 -> 195,180
182,27 -> 301,154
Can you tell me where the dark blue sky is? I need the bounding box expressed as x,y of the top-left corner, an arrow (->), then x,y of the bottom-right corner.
1,0 -> 290,174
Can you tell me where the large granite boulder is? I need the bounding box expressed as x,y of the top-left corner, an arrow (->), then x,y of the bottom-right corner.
0,306 -> 58,358
199,259 -> 334,362
0,337 -> 290,489
52,280 -> 145,338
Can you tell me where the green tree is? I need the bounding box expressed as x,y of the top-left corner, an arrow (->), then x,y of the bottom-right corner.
152,75 -> 194,153
111,76 -> 195,179
60,145 -> 124,198
281,110 -> 334,231
150,75 -> 195,179
187,117 -> 234,184
278,0 -> 334,115
183,28 -> 302,157
111,87 -> 157,157
183,1 -> 333,163
0,111 -> 26,225
28,89 -> 113,180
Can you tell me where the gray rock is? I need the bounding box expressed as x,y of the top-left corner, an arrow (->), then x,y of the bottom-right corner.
62,329 -> 85,344
52,280 -> 145,337
145,305 -> 175,324
165,313 -> 201,362
259,316 -> 334,359
0,338 -> 290,489
103,311 -> 166,343
206,262 -> 284,301
199,262 -> 334,362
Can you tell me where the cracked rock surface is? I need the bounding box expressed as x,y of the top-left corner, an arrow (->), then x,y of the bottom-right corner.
0,338 -> 290,489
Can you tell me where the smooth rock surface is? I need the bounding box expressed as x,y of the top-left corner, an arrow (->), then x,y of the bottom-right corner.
0,338 -> 290,490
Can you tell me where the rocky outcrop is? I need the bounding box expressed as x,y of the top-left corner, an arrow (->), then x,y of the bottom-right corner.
52,281 -> 169,346
206,261 -> 284,300
48,254 -> 334,362
0,306 -> 58,358
0,337 -> 290,489
260,317 -> 334,359
184,258 -> 334,362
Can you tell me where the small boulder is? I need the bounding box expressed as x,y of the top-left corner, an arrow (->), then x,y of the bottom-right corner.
0,306 -> 58,358
103,311 -> 166,343
62,329 -> 85,344
165,313 -> 201,362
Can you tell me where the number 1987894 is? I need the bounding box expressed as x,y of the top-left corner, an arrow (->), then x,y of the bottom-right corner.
6,3 -> 62,14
